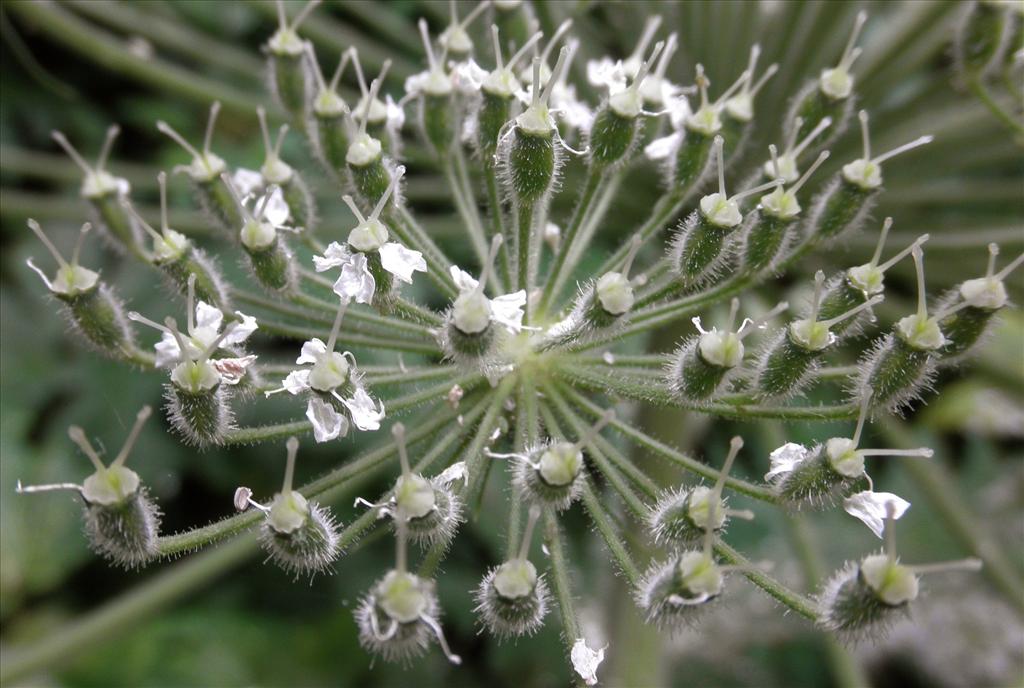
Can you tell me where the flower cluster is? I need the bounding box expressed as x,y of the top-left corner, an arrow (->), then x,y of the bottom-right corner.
13,1 -> 1020,684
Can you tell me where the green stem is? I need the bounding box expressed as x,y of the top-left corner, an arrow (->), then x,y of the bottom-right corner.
556,383 -> 778,502
451,147 -> 502,291
580,479 -> 642,587
483,162 -> 513,287
714,540 -> 821,621
389,206 -> 459,298
254,316 -> 440,355
538,166 -> 604,315
516,200 -> 535,304
544,510 -> 583,652
967,76 -> 1024,137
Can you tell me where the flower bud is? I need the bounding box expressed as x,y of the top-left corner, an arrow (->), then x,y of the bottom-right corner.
221,177 -> 297,292
938,243 -> 1023,361
265,0 -> 319,119
388,424 -> 464,549
157,104 -> 241,233
821,504 -> 982,640
670,299 -> 788,402
671,137 -> 781,286
756,272 -> 881,399
51,127 -> 142,258
817,221 -> 926,338
807,112 -> 931,242
307,46 -> 354,178
638,551 -> 724,631
17,407 -> 160,569
720,44 -> 777,160
355,518 -> 462,665
474,506 -> 550,639
411,20 -> 456,156
26,220 -> 137,359
256,108 -> 317,231
785,12 -> 865,154
650,436 -> 753,546
475,27 -> 540,158
858,246 -> 949,412
121,173 -> 231,310
236,437 -> 342,577
668,65 -> 719,190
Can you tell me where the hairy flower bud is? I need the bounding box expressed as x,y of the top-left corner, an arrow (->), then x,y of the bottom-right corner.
17,407 -> 160,569
955,0 -> 1017,77
235,437 -> 342,576
265,0 -> 319,119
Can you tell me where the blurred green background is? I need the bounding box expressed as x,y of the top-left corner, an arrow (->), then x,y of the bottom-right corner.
1,1 -> 1022,686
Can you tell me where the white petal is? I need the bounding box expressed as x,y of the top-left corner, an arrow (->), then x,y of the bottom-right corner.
25,258 -> 55,291
843,491 -> 911,539
263,186 -> 290,227
666,93 -> 692,130
115,177 -> 131,196
644,132 -> 681,161
453,59 -> 488,93
222,311 -> 258,345
552,85 -> 593,131
154,333 -> 181,368
490,291 -> 527,332
385,94 -> 406,131
334,252 -> 375,304
450,265 -> 479,292
586,57 -> 625,91
379,242 -> 426,284
195,301 -> 224,332
342,387 -> 385,432
571,639 -> 606,686
306,397 -> 348,443
232,168 -> 263,197
404,71 -> 430,97
297,338 -> 328,365
313,242 -> 351,272
282,369 -> 311,395
212,355 -> 257,385
765,442 -> 809,481
435,461 -> 468,487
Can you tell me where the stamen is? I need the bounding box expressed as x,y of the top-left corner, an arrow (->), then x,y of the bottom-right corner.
218,173 -> 255,223
653,33 -> 678,80
620,235 -> 643,280
27,219 -> 69,268
419,19 -> 438,72
540,46 -> 569,106
484,450 -> 537,468
476,234 -> 504,295
737,301 -> 789,339
730,177 -> 784,203
289,0 -> 321,32
51,131 -> 94,175
507,31 -> 543,71
629,16 -> 662,64
858,110 -> 871,161
96,125 -> 120,172
234,486 -> 270,513
517,504 -> 542,562
392,422 -> 412,477
156,120 -> 202,161
126,311 -> 171,334
68,425 -> 107,473
371,164 -> 405,221
908,558 -> 983,575
158,172 -> 170,232
70,223 -> 91,267
419,613 -> 462,665
187,274 -> 197,333
821,294 -> 883,328
851,389 -> 871,447
628,40 -> 665,95
725,508 -> 756,520
869,217 -> 894,267
111,406 -> 152,468
872,135 -> 934,165
695,64 -> 710,110
254,185 -> 276,222
329,48 -> 354,94
859,448 -> 934,458
571,409 -> 615,451
202,102 -> 221,157
539,19 -> 572,69
788,151 -> 830,195
16,480 -> 83,494
491,25 -> 504,71
196,322 -> 238,365
164,317 -> 194,362
326,298 -> 349,352
793,117 -> 832,158
839,11 -> 868,71
911,245 -> 929,319
876,234 -> 929,273
282,436 -> 299,493
750,63 -> 778,96
342,195 -> 367,224
120,198 -> 164,244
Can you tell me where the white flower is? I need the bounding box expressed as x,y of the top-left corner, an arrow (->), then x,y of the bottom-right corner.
586,57 -> 627,93
571,638 -> 606,686
644,131 -> 682,161
232,168 -> 264,197
765,442 -> 809,482
306,396 -> 349,443
379,242 -> 427,284
154,300 -> 257,370
342,387 -> 385,431
452,59 -> 488,94
450,265 -> 526,334
843,491 -> 910,538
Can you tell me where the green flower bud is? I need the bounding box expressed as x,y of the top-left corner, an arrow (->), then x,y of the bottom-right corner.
265,0 -> 320,119
955,0 -> 1016,77
26,220 -> 137,359
17,407 -> 160,569
637,552 -> 723,631
720,44 -> 777,160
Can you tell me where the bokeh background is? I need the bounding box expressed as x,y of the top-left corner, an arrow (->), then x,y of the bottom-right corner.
1,1 -> 1022,686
